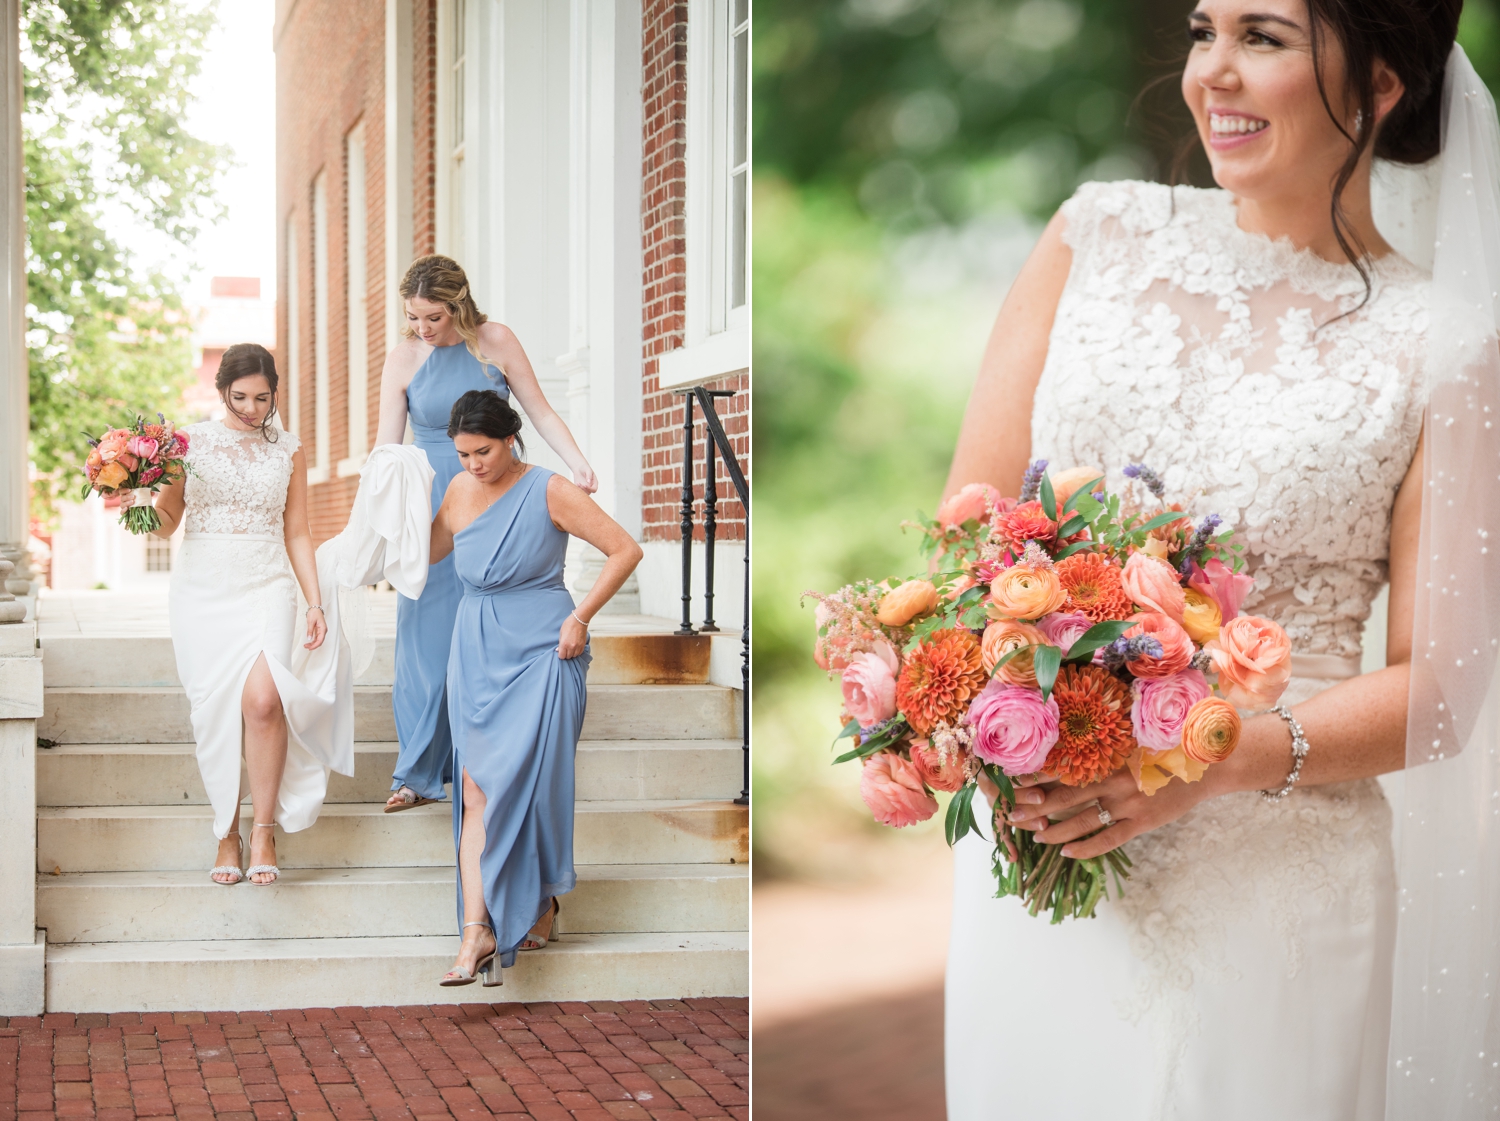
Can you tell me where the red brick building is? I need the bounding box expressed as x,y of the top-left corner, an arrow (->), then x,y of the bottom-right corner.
275,0 -> 748,623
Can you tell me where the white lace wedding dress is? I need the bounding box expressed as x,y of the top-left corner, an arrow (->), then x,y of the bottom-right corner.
945,180 -> 1428,1120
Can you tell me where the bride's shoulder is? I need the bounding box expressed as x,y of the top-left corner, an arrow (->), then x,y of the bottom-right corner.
1058,179 -> 1224,252
275,427 -> 302,455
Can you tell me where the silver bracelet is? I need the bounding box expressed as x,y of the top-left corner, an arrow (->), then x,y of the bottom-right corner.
1261,704 -> 1310,802
569,611 -> 589,630
306,605 -> 325,616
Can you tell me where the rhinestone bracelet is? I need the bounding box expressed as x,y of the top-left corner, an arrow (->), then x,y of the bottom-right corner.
1261,704 -> 1310,802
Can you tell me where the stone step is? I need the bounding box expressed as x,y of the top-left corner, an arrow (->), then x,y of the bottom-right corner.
37,683 -> 741,744
44,931 -> 748,1012
37,801 -> 749,873
40,633 -> 714,687
37,864 -> 749,943
36,739 -> 744,806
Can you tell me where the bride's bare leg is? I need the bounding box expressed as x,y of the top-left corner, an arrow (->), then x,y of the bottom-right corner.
242,653 -> 287,884
444,768 -> 496,978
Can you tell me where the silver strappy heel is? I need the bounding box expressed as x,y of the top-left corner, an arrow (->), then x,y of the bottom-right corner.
439,921 -> 501,987
209,833 -> 243,885
246,822 -> 280,885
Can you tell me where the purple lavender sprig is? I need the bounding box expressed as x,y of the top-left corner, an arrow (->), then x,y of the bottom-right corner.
1100,634 -> 1164,673
1122,463 -> 1166,501
1178,513 -> 1224,573
1019,459 -> 1049,503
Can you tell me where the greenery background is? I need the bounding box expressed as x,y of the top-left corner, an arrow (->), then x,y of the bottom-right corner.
751,0 -> 1500,881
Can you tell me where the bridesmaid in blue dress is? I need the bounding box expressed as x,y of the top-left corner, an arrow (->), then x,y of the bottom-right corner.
426,391 -> 641,985
374,255 -> 598,811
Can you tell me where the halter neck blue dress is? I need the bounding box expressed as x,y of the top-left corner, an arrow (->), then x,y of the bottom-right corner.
447,466 -> 590,967
391,341 -> 507,800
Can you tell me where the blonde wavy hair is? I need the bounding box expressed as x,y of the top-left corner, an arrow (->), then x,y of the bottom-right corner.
399,255 -> 500,376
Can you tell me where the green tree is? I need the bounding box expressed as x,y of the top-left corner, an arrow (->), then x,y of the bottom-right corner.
25,0 -> 227,521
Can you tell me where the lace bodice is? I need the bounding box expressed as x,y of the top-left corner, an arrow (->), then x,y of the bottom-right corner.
1034,180 -> 1430,659
181,422 -> 301,537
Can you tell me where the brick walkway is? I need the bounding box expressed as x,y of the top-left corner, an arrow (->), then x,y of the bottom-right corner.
0,1000 -> 748,1121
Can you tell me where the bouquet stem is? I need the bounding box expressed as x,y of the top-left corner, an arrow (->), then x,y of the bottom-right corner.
119,497 -> 161,536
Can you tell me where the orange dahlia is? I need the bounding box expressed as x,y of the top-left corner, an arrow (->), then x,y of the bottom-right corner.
896,628 -> 987,735
1048,665 -> 1136,787
1056,552 -> 1137,623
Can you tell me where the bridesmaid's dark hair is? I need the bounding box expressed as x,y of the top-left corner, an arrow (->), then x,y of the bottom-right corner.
215,342 -> 280,442
448,389 -> 525,455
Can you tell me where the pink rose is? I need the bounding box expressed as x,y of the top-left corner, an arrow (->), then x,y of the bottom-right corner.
909,737 -> 969,793
126,436 -> 159,462
97,431 -> 129,462
137,466 -> 164,487
859,752 -> 939,827
841,643 -> 899,729
1035,611 -> 1094,656
967,679 -> 1060,776
1131,669 -> 1211,751
1208,615 -> 1292,710
1187,557 -> 1255,622
1122,552 -> 1187,623
936,483 -> 1003,528
1123,612 -> 1195,678
170,431 -> 190,454
115,452 -> 138,473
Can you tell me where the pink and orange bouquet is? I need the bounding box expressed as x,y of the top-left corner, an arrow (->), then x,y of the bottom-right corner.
807,461 -> 1292,921
81,414 -> 191,535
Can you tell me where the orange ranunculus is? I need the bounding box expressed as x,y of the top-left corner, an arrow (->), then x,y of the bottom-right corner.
1056,552 -> 1136,623
1181,588 -> 1223,646
875,579 -> 940,627
1128,745 -> 1209,796
981,619 -> 1046,686
1123,612 -> 1194,678
1180,696 -> 1242,764
896,628 -> 987,735
987,564 -> 1067,622
1121,552 -> 1187,623
1050,465 -> 1104,509
95,461 -> 129,489
1208,615 -> 1292,710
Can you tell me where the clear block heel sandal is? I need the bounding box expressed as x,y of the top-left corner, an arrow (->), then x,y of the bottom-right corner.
439,921 -> 501,987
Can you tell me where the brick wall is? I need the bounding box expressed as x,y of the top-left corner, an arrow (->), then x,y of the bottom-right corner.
275,0 -> 388,543
639,2 -> 748,546
412,0 -> 438,260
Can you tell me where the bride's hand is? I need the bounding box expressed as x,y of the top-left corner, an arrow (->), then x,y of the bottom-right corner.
117,489 -> 137,508
304,606 -> 327,651
1006,768 -> 1213,859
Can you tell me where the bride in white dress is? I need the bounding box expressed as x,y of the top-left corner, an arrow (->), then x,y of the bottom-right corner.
127,343 -> 330,885
943,1 -> 1500,1117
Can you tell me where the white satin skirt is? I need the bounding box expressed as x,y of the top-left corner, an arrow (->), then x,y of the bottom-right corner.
168,533 -> 337,838
945,672 -> 1397,1120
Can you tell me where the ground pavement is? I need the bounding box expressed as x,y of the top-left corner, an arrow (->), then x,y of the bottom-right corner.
0,1000 -> 747,1121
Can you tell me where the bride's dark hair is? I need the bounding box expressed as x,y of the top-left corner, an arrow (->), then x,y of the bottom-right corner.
447,389 -> 525,455
216,342 -> 280,442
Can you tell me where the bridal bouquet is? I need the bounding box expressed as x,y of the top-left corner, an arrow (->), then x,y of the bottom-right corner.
807,461 -> 1292,921
81,415 -> 191,535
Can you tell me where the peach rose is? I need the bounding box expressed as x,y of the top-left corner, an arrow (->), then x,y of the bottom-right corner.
841,644 -> 900,729
95,461 -> 129,489
1123,612 -> 1194,678
96,431 -> 128,461
1180,696 -> 1242,764
935,483 -> 1002,528
908,737 -> 970,793
859,752 -> 939,827
987,565 -> 1068,622
1181,588 -> 1223,646
1128,745 -> 1209,796
1122,552 -> 1186,623
1208,615 -> 1292,710
981,619 -> 1045,686
1050,465 -> 1104,509
1140,537 -> 1170,561
875,579 -> 940,627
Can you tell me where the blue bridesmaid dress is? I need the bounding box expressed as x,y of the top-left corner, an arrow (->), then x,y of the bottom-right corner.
447,466 -> 590,967
391,342 -> 507,800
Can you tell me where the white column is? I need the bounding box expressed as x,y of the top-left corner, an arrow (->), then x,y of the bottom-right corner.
0,558 -> 43,1014
340,121 -> 369,475
384,0 -> 414,355
0,0 -> 32,611
310,171 -> 331,482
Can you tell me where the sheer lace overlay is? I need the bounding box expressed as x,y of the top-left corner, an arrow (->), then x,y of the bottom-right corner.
182,422 -> 301,537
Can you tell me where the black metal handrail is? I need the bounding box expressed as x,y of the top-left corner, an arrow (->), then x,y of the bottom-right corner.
673,387 -> 748,806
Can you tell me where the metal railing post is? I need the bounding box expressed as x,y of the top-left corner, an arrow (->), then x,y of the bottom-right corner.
675,391 -> 696,637
695,388 -> 733,633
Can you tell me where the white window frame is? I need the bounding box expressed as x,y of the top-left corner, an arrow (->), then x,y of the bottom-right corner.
339,120 -> 370,477
434,0 -> 470,259
310,171 -> 331,484
284,215 -> 301,437
659,0 -> 750,390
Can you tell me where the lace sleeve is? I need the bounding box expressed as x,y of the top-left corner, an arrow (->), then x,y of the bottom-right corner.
277,428 -> 302,456
1058,180 -> 1171,271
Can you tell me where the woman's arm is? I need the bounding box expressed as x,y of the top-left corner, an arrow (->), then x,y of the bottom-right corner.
545,475 -> 643,658
374,340 -> 427,447
1009,429 -> 1426,859
282,446 -> 328,651
943,212 -> 1073,502
428,477 -> 460,565
480,322 -> 599,493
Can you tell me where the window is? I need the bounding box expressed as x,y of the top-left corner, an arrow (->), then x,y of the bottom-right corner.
284,216 -> 301,436
311,171 -> 331,482
436,0 -> 467,255
341,121 -> 370,476
659,0 -> 751,389
145,536 -> 171,573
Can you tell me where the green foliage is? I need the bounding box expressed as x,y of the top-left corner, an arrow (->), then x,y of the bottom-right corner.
25,0 -> 227,522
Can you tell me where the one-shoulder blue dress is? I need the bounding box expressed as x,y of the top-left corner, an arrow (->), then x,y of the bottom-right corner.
447,466 -> 589,967
391,342 -> 507,800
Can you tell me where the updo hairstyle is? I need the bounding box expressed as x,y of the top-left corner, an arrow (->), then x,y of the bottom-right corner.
400,255 -> 500,377
447,389 -> 526,456
216,342 -> 280,442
